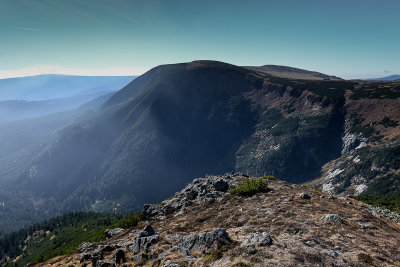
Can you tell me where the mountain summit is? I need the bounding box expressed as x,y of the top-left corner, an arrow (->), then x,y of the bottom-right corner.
1,60 -> 400,235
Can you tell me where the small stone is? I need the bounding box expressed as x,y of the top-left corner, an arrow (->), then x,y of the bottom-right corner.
321,214 -> 342,222
162,260 -> 182,267
328,250 -> 339,258
96,260 -> 115,267
300,193 -> 312,199
358,222 -> 372,228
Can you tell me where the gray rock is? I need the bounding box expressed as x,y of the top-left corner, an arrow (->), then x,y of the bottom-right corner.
178,228 -> 230,255
321,214 -> 342,222
143,203 -> 163,219
328,250 -> 339,258
241,232 -> 272,248
299,193 -> 312,199
213,179 -> 229,192
77,242 -> 92,253
130,235 -> 159,253
138,224 -> 156,237
96,260 -> 115,267
105,228 -> 124,239
357,221 -> 372,228
114,248 -> 125,264
129,225 -> 159,254
80,252 -> 91,263
162,260 -> 182,267
185,190 -> 198,200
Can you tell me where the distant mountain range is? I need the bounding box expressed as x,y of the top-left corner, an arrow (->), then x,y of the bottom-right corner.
0,75 -> 136,122
0,61 -> 399,236
361,74 -> 400,81
0,74 -> 135,101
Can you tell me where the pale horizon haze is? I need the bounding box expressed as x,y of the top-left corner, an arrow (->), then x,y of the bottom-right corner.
1,0 -> 399,79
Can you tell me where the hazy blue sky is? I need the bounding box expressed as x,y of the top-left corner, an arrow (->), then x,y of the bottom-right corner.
0,0 -> 399,79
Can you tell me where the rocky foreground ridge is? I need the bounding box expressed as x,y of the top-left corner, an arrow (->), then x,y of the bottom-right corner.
39,174 -> 400,266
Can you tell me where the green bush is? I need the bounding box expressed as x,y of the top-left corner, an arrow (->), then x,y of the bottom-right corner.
354,195 -> 400,213
113,211 -> 144,229
229,178 -> 269,196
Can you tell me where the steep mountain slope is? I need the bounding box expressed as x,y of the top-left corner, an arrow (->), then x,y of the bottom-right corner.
29,175 -> 400,267
17,61 -> 260,214
2,60 -> 400,236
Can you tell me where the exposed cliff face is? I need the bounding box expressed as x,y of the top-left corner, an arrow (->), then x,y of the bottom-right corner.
315,81 -> 400,195
37,175 -> 400,267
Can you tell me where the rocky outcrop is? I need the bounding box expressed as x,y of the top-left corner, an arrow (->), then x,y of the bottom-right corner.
41,174 -> 400,267
143,173 -> 241,220
129,225 -> 159,255
177,228 -> 230,255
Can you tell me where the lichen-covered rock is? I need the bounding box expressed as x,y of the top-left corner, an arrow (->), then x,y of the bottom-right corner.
178,228 -> 230,255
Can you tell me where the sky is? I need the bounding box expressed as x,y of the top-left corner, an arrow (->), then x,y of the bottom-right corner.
0,0 -> 399,79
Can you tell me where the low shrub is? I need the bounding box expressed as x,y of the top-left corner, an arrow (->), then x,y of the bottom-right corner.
229,178 -> 269,196
113,211 -> 145,229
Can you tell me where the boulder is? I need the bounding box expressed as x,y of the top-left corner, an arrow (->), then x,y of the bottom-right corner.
138,224 -> 156,237
241,232 -> 272,248
105,228 -> 124,239
178,228 -> 230,255
185,190 -> 198,200
129,225 -> 159,254
80,252 -> 91,263
114,248 -> 125,264
213,179 -> 229,192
